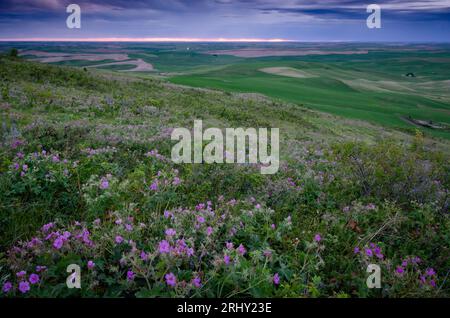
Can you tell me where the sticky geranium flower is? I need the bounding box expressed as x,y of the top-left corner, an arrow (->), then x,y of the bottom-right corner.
192,276 -> 202,288
115,235 -> 124,244
237,244 -> 246,256
2,282 -> 12,293
354,247 -> 360,254
206,226 -> 213,236
140,251 -> 148,261
314,234 -> 322,242
29,273 -> 40,285
273,273 -> 280,285
18,281 -> 30,294
87,260 -> 95,269
127,270 -> 135,281
53,237 -> 64,249
224,254 -> 231,265
99,178 -> 109,190
396,266 -> 405,275
158,240 -> 171,254
226,242 -> 234,250
165,272 -> 177,287
197,216 -> 205,223
365,248 -> 373,257
426,268 -> 436,277
16,270 -> 26,278
165,228 -> 176,237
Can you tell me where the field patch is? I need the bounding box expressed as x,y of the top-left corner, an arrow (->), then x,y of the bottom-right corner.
260,67 -> 315,78
207,49 -> 368,58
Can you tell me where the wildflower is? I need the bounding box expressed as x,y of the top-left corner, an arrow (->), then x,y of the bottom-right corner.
115,218 -> 122,225
22,164 -> 28,171
396,266 -> 405,276
430,280 -> 436,288
237,244 -> 246,256
53,237 -> 64,249
87,260 -> 95,270
125,224 -> 133,232
115,235 -> 124,244
140,251 -> 148,261
16,270 -> 26,278
127,270 -> 135,281
426,268 -> 436,277
192,276 -> 202,288
2,282 -> 12,293
150,181 -> 158,191
36,266 -> 47,272
401,260 -> 408,267
18,281 -> 30,294
255,204 -> 262,209
224,254 -> 231,265
13,162 -> 19,170
29,274 -> 40,285
93,219 -> 101,226
353,247 -> 360,254
197,216 -> 205,224
263,250 -> 272,258
158,240 -> 171,254
206,226 -> 213,236
271,224 -> 276,230
165,272 -> 177,287
165,228 -> 176,237
273,273 -> 280,285
226,242 -> 234,250
99,178 -> 109,190
365,248 -> 373,257
314,234 -> 322,242
172,177 -> 181,186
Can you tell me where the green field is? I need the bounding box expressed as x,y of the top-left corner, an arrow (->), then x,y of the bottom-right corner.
1,42 -> 449,139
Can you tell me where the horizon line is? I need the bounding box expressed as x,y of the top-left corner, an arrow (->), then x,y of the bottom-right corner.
0,37 -> 295,43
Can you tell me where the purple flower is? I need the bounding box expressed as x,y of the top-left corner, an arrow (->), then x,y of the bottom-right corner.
87,260 -> 95,269
365,248 -> 373,257
314,234 -> 322,242
191,276 -> 202,288
125,224 -> 133,232
99,178 -> 109,190
165,272 -> 177,287
226,242 -> 234,250
18,281 -> 30,294
255,204 -> 262,209
197,215 -> 205,224
127,270 -> 135,281
29,274 -> 40,285
115,235 -> 124,244
36,266 -> 47,272
165,228 -> 176,237
426,268 -> 436,277
353,247 -> 360,254
22,164 -> 28,171
158,240 -> 171,254
273,273 -> 280,285
2,282 -> 12,293
150,181 -> 158,191
271,224 -> 276,230
41,222 -> 54,233
16,270 -> 26,278
224,254 -> 231,265
140,251 -> 148,261
264,250 -> 272,258
206,226 -> 213,236
396,266 -> 405,275
237,244 -> 246,256
53,237 -> 64,249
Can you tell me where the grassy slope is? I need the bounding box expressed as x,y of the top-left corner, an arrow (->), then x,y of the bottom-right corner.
0,57 -> 449,297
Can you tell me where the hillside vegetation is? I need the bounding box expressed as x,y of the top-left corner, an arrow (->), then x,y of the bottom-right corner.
0,56 -> 449,297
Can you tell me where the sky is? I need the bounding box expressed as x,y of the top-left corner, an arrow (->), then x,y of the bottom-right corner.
0,0 -> 449,42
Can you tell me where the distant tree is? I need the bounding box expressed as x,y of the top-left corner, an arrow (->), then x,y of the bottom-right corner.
9,48 -> 19,58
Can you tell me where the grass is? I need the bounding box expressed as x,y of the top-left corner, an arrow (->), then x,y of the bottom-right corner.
0,54 -> 449,298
